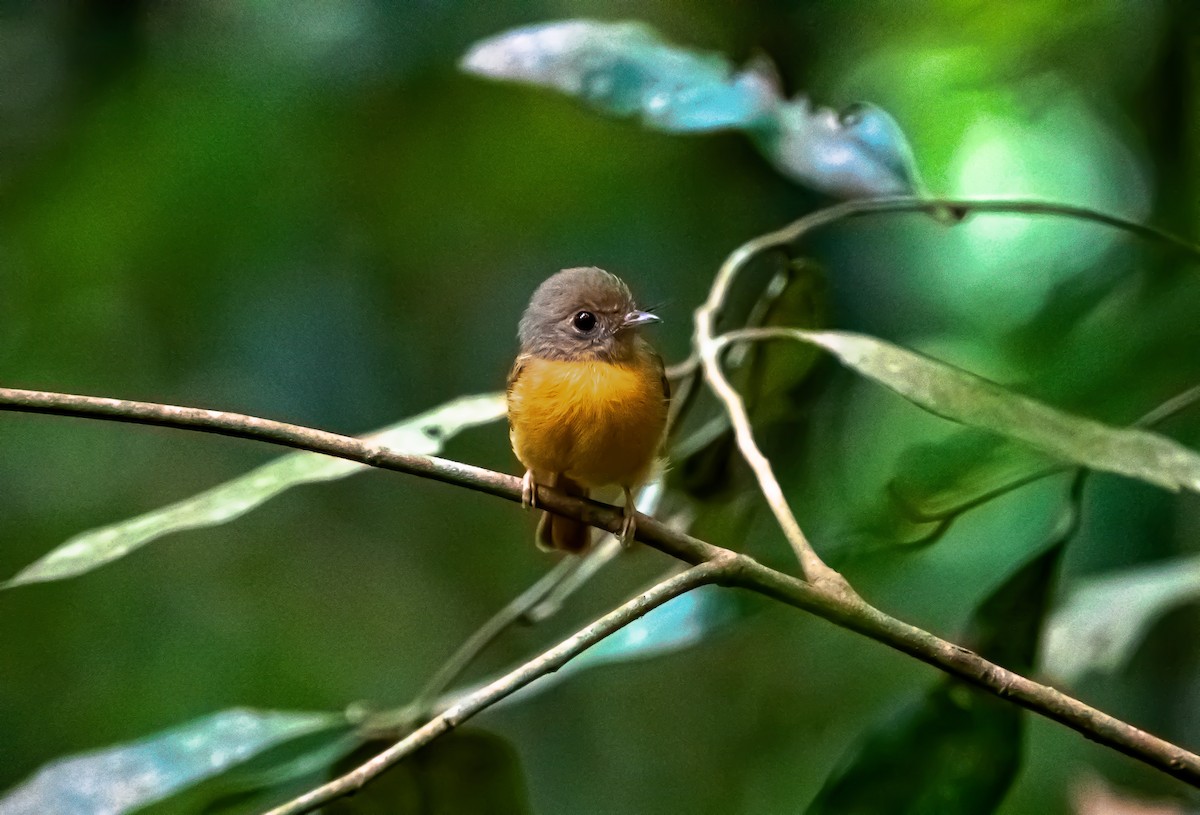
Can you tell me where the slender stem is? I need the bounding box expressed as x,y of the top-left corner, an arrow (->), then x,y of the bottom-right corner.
408,556 -> 582,721
0,388 -> 724,568
261,561 -> 732,815
694,253 -> 838,584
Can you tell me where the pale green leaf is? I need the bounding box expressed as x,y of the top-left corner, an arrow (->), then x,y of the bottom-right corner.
1044,555 -> 1200,683
4,393 -> 506,589
774,330 -> 1200,494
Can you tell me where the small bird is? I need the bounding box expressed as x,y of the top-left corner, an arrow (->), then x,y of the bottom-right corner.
507,267 -> 670,552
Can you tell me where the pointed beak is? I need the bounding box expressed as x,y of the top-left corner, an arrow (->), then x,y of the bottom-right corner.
621,310 -> 661,329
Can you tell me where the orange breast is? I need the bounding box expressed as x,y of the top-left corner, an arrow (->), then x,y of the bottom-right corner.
508,356 -> 668,489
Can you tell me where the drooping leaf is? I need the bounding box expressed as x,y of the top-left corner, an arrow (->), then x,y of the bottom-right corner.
460,20 -> 921,198
4,393 -> 506,589
556,583 -> 732,673
323,731 -> 529,815
857,385 -> 1200,548
427,580 -> 736,714
752,96 -> 923,199
1043,554 -> 1200,684
849,430 -> 1058,547
0,709 -> 348,815
806,544 -> 1064,815
778,330 -> 1200,494
498,583 -> 734,707
806,682 -> 1022,815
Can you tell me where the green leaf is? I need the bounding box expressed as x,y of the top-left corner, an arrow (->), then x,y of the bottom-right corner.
460,20 -> 921,198
4,393 -> 505,589
807,683 -> 1021,815
0,709 -> 347,815
1044,554 -> 1200,683
323,731 -> 530,815
806,544 -> 1063,815
777,330 -> 1200,494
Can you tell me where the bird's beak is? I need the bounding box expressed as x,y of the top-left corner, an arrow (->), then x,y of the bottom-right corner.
621,310 -> 661,329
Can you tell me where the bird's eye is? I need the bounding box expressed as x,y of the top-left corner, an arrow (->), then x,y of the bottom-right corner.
572,311 -> 597,332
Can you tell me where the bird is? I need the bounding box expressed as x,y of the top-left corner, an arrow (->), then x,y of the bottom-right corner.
507,267 -> 670,552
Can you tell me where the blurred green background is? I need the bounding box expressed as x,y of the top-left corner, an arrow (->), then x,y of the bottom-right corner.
1,1 -> 1198,813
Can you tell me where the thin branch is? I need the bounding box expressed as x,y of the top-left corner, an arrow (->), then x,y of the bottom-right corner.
694,251 -> 840,585
732,559 -> 1200,787
4,386 -> 1200,795
261,560 -> 733,815
0,387 -> 725,567
408,555 -> 581,721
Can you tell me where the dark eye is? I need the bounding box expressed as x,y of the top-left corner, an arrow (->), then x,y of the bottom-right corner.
572,311 -> 597,332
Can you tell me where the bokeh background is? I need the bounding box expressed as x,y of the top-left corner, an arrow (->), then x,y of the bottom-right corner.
1,1 -> 1199,813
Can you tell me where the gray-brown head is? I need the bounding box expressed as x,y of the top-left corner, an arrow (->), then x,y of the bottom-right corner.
518,267 -> 659,362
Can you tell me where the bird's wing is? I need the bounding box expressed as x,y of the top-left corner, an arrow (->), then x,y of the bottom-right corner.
652,350 -> 670,402
506,354 -> 527,398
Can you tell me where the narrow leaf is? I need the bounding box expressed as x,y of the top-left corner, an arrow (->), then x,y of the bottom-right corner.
0,709 -> 346,815
560,583 -> 732,671
439,582 -> 735,712
460,20 -> 921,198
783,330 -> 1200,494
4,393 -> 506,589
1044,554 -> 1200,683
500,584 -> 732,707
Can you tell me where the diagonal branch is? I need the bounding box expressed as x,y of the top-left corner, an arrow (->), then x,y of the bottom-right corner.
262,560 -> 733,815
3,385 -> 1200,795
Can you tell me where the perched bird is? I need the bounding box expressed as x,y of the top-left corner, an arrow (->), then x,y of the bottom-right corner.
507,267 -> 670,552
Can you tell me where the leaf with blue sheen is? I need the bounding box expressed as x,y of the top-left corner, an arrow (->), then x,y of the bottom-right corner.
0,709 -> 348,815
499,583 -> 734,707
461,20 -> 922,198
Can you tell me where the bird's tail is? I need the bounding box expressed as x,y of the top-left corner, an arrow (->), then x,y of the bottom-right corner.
536,477 -> 590,553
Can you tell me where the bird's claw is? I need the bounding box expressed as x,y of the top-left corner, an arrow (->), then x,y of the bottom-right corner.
619,487 -> 637,547
521,470 -> 537,510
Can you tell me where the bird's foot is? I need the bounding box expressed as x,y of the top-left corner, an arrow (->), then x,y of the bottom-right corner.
619,487 -> 637,547
521,470 -> 537,510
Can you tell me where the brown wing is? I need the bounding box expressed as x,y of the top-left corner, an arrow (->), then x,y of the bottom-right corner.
506,354 -> 527,398
652,350 -> 670,402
